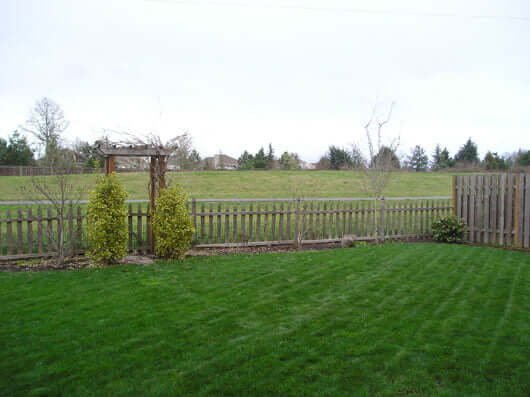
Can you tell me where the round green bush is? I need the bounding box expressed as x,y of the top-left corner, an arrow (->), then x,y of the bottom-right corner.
431,215 -> 466,243
87,173 -> 128,264
153,184 -> 194,259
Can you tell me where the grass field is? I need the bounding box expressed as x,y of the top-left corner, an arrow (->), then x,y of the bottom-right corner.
1,243 -> 528,396
0,170 -> 455,201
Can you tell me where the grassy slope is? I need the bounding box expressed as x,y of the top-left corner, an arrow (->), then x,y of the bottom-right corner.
0,170 -> 454,201
1,243 -> 529,396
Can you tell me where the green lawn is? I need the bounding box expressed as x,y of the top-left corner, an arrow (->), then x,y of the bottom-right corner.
1,243 -> 528,396
0,170 -> 455,201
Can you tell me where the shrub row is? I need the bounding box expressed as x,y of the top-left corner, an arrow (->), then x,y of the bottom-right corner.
86,174 -> 193,265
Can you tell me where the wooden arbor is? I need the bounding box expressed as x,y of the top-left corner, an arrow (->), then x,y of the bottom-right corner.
99,144 -> 172,252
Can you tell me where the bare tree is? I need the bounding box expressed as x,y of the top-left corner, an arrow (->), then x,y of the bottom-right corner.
351,143 -> 367,169
22,97 -> 69,166
357,102 -> 401,242
171,133 -> 193,169
361,102 -> 400,198
21,160 -> 87,265
289,185 -> 313,250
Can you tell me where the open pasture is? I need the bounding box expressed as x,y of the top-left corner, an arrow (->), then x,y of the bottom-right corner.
0,170 -> 454,201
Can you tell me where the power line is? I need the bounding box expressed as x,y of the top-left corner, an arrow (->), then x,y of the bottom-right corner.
148,0 -> 530,22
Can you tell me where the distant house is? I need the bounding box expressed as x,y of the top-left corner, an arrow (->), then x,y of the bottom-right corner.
116,157 -> 149,170
300,161 -> 316,170
203,154 -> 238,170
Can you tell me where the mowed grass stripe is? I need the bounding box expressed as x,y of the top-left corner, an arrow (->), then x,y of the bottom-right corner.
1,243 -> 529,396
383,249 -> 491,370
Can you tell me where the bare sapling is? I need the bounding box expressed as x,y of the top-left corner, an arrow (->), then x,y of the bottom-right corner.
21,156 -> 87,264
359,102 -> 401,241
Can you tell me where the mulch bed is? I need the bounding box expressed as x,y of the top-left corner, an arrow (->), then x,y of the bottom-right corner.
0,257 -> 93,272
187,242 -> 343,256
0,242 -> 348,272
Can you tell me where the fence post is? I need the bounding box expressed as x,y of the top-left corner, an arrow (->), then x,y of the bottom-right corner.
513,173 -> 523,247
452,175 -> 458,216
294,198 -> 301,248
191,198 -> 197,242
379,196 -> 385,242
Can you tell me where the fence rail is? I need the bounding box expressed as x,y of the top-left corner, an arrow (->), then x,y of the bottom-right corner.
0,197 -> 452,259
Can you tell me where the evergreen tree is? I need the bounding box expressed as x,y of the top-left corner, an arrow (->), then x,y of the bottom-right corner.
237,150 -> 254,169
254,147 -> 267,169
188,149 -> 201,169
407,145 -> 428,172
516,149 -> 530,166
432,144 -> 455,170
0,137 -> 7,165
455,138 -> 479,164
431,144 -> 442,170
483,151 -> 507,170
440,148 -> 454,168
327,146 -> 353,170
266,143 -> 275,169
3,131 -> 34,165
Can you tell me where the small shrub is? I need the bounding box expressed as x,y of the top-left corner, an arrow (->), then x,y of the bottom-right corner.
431,215 -> 466,243
153,184 -> 194,259
87,173 -> 128,264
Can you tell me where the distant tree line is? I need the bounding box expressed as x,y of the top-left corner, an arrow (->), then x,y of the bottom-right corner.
312,138 -> 530,172
2,97 -> 530,172
236,144 -> 302,170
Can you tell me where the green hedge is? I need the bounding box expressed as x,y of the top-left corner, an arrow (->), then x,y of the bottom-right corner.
432,215 -> 466,243
153,184 -> 194,259
87,173 -> 128,264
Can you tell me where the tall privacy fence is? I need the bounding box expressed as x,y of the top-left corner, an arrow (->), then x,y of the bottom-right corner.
0,197 -> 452,259
454,173 -> 530,249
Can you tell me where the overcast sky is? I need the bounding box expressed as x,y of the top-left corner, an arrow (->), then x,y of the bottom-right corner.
1,0 -> 529,161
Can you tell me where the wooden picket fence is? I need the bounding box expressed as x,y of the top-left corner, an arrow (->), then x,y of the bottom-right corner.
0,197 -> 452,259
0,166 -> 103,177
0,205 -> 153,258
454,173 -> 530,248
190,197 -> 453,248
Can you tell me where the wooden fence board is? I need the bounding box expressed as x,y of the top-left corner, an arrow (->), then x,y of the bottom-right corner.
27,208 -> 33,254
523,174 -> 530,248
462,176 -> 469,239
37,206 -> 43,254
482,175 -> 487,242
136,204 -> 143,253
46,208 -> 52,254
506,175 -> 514,245
499,174 -> 506,245
6,209 -> 13,255
513,175 -> 524,247
489,175 -> 496,243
